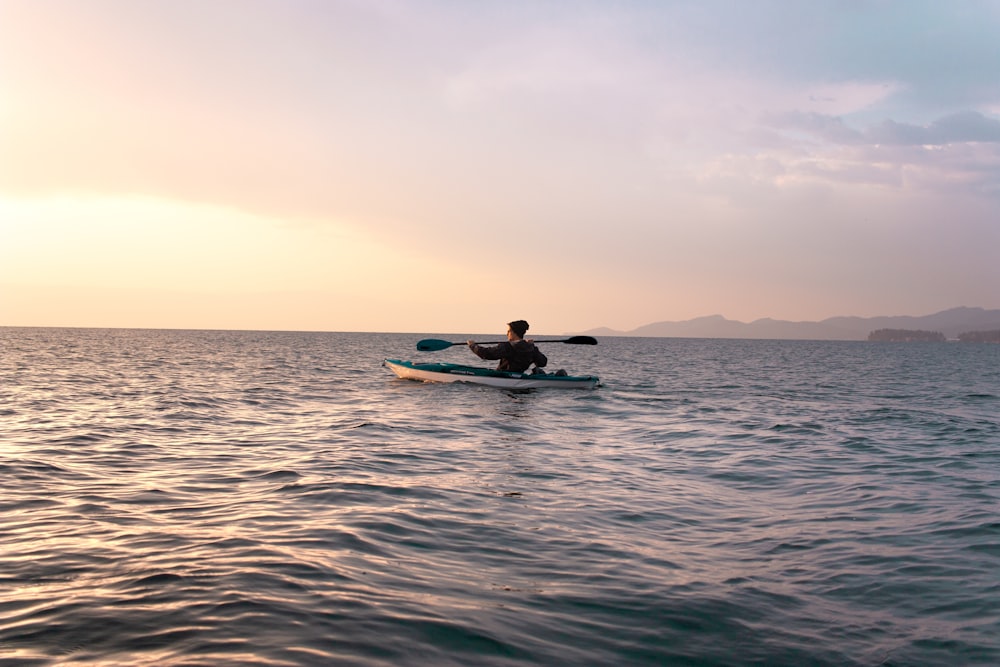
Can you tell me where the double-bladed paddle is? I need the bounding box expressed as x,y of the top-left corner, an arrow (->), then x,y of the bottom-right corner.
417,336 -> 597,352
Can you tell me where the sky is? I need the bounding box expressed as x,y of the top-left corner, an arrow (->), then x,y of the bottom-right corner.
2,0 -> 999,335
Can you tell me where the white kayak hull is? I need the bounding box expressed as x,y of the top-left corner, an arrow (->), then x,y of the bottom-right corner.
383,359 -> 599,390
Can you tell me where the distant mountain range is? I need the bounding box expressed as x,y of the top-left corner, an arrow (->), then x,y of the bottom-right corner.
584,307 -> 1000,341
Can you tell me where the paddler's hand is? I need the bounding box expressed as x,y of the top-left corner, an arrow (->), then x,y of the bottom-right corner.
467,340 -> 476,347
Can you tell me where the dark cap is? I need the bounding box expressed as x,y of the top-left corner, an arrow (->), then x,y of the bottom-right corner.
508,320 -> 529,337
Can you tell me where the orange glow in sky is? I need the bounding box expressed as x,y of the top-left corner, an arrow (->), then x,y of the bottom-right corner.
2,1 -> 998,333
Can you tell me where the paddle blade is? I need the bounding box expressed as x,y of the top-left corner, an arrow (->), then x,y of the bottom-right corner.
564,335 -> 598,345
416,338 -> 458,352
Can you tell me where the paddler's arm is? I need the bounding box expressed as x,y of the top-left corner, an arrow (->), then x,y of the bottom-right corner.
530,342 -> 547,368
467,340 -> 501,360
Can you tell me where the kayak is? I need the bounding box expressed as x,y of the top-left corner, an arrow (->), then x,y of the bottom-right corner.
383,359 -> 599,390
383,359 -> 600,390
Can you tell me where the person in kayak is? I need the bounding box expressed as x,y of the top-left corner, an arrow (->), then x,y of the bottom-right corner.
467,320 -> 547,373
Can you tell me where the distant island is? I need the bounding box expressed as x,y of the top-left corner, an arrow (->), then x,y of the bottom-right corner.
868,329 -> 946,342
584,307 -> 1000,341
957,330 -> 1000,343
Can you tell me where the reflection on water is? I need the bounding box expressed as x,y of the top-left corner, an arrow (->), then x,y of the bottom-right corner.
0,328 -> 998,666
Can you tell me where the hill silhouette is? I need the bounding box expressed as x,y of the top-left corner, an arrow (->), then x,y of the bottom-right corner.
584,307 -> 1000,341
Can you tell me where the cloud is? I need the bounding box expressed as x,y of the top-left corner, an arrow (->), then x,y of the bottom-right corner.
867,111 -> 1000,145
764,111 -> 866,145
753,108 -> 1000,197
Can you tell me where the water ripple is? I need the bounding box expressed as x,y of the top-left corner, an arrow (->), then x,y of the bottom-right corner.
1,330 -> 998,665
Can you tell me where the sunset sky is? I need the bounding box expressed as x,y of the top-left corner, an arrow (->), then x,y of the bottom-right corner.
2,0 -> 999,334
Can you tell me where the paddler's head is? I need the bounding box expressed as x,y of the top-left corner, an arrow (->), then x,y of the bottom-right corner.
507,320 -> 529,341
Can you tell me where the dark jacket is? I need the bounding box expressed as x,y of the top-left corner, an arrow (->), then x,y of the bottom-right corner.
470,340 -> 547,372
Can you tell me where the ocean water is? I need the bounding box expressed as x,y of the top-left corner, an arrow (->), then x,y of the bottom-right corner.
1,327 -> 998,667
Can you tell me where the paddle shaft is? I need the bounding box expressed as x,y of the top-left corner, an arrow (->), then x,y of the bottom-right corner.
470,337 -> 594,346
416,336 -> 597,352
